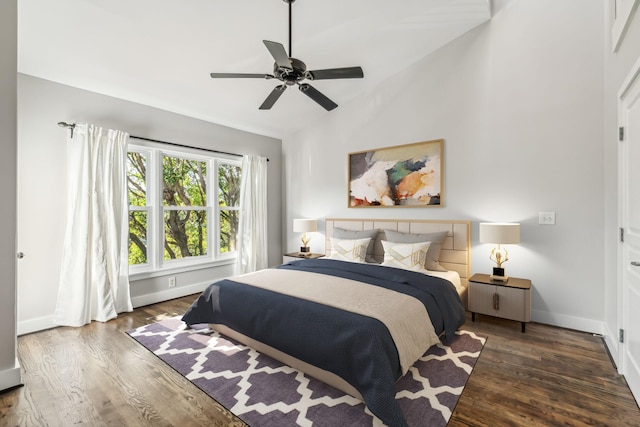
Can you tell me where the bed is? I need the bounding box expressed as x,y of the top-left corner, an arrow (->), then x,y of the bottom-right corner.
182,218 -> 470,427
324,218 -> 470,307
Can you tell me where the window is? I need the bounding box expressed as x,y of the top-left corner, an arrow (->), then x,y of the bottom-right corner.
127,150 -> 149,266
218,163 -> 241,253
162,155 -> 208,260
127,145 -> 241,274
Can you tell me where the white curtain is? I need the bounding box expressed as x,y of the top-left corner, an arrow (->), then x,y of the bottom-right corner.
54,123 -> 133,327
236,155 -> 268,274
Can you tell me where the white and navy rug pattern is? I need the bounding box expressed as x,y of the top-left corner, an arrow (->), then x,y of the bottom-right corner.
128,317 -> 486,427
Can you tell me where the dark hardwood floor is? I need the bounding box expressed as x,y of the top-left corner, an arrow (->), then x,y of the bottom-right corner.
1,295 -> 639,426
449,316 -> 640,427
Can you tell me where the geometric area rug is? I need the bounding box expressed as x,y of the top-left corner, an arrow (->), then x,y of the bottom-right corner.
127,317 -> 486,427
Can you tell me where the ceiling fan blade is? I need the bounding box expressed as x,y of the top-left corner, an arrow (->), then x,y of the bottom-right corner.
263,40 -> 292,70
308,67 -> 364,80
298,83 -> 338,111
259,85 -> 287,110
210,73 -> 274,79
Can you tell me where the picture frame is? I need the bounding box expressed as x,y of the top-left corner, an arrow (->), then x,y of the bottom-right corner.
348,139 -> 443,208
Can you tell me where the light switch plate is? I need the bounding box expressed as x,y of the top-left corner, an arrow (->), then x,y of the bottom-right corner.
539,211 -> 556,225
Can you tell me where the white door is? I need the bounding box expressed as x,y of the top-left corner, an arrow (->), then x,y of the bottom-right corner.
619,56 -> 640,403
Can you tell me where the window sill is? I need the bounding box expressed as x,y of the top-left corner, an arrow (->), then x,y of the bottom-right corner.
129,257 -> 236,281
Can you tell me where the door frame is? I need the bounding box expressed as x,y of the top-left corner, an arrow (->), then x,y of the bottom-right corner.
617,53 -> 640,403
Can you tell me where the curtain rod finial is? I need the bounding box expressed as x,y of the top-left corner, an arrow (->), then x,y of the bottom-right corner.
58,122 -> 76,138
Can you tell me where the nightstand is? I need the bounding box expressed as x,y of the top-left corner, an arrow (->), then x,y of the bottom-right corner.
282,252 -> 324,263
468,273 -> 532,332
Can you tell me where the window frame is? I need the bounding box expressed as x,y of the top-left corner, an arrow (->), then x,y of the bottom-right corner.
127,143 -> 241,280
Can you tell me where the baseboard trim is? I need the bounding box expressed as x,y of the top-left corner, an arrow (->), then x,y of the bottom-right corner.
603,323 -> 621,372
0,361 -> 22,392
131,281 -> 211,308
532,309 -> 604,335
18,281 -> 212,336
18,315 -> 56,336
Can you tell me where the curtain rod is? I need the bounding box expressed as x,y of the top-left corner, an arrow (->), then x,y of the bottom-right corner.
58,122 -> 268,161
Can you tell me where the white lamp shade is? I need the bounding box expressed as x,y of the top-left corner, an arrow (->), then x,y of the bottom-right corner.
479,222 -> 520,244
293,219 -> 318,233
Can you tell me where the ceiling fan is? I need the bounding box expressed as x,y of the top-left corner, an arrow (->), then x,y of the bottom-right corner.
209,0 -> 364,111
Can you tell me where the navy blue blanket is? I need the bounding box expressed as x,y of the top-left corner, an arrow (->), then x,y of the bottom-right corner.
182,259 -> 465,427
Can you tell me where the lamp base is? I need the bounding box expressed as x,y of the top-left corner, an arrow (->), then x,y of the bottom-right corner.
490,267 -> 509,282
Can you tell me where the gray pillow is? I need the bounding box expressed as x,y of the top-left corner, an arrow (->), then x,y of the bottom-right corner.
383,229 -> 449,271
333,228 -> 379,263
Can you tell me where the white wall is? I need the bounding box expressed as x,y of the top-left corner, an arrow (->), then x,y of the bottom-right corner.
283,0 -> 606,333
0,0 -> 22,391
603,1 -> 640,365
16,74 -> 283,334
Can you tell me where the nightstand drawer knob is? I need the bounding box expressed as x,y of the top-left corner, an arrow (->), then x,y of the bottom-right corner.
632,261 -> 640,267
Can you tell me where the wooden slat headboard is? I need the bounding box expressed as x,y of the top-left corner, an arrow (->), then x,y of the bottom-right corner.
324,218 -> 471,287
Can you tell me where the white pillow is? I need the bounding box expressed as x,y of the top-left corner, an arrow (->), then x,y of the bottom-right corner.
381,240 -> 431,272
328,237 -> 372,263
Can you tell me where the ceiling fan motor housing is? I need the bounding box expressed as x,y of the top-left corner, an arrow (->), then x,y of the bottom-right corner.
274,57 -> 307,85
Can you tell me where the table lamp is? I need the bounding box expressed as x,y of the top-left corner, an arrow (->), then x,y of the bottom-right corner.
479,222 -> 520,281
293,219 -> 318,254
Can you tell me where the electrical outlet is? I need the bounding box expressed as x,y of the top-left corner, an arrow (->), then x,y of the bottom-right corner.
168,276 -> 176,288
539,211 -> 556,225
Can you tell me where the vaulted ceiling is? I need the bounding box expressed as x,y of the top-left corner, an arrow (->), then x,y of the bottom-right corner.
18,0 -> 491,138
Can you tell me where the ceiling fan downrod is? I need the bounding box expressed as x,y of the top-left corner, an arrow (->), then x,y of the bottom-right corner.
283,0 -> 295,57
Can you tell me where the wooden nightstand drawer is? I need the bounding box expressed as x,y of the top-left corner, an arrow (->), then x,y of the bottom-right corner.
469,273 -> 532,332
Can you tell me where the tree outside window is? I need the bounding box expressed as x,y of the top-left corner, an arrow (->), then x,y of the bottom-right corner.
128,151 -> 148,266
127,147 -> 241,270
218,163 -> 241,253
162,155 -> 208,260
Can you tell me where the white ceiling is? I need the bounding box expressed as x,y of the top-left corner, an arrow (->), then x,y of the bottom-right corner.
18,0 -> 491,139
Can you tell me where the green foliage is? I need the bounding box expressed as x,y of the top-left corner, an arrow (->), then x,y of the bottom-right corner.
218,164 -> 241,252
218,164 -> 240,207
128,153 -> 148,264
127,152 -> 146,206
162,155 -> 208,259
128,211 -> 147,265
219,210 -> 238,253
127,151 -> 241,265
163,209 -> 207,260
163,156 -> 207,207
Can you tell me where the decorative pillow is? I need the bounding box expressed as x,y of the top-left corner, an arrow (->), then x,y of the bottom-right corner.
327,237 -> 372,263
384,229 -> 449,271
381,240 -> 431,273
333,228 -> 379,263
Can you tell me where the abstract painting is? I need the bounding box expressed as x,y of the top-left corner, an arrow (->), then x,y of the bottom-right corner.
348,139 -> 443,207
